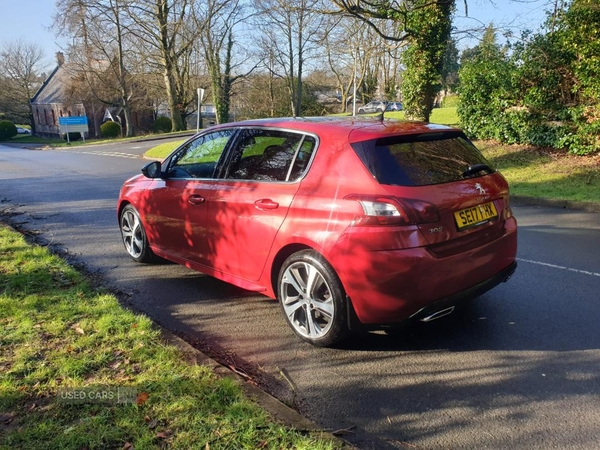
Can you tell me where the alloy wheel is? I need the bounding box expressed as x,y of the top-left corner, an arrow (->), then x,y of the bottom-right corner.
280,261 -> 336,340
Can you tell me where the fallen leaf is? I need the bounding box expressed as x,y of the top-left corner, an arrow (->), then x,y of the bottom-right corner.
144,415 -> 151,423
122,442 -> 133,450
136,392 -> 149,406
3,417 -> 14,425
70,324 -> 85,335
155,430 -> 172,440
131,323 -> 138,329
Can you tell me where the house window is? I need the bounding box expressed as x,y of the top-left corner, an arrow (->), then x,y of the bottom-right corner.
60,110 -> 63,117
51,110 -> 56,125
36,108 -> 41,124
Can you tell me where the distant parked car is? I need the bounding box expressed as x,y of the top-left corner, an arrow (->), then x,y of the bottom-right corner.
386,102 -> 403,111
357,101 -> 387,114
16,127 -> 31,134
118,117 -> 518,347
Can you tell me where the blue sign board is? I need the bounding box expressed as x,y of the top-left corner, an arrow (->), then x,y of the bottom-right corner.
58,116 -> 89,142
59,116 -> 88,126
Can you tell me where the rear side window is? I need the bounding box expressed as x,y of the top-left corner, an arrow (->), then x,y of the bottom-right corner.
226,129 -> 316,182
351,132 -> 494,186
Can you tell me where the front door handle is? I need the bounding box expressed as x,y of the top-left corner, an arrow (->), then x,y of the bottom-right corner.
254,198 -> 279,210
188,195 -> 205,205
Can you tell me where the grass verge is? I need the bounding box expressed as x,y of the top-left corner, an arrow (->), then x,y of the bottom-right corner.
6,130 -> 194,149
478,142 -> 600,204
144,140 -> 187,160
0,225 -> 339,450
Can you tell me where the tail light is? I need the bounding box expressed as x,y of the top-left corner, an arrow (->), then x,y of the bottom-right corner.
346,195 -> 440,226
504,195 -> 513,219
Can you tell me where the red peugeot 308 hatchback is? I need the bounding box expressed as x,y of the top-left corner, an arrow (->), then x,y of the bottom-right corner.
118,118 -> 517,346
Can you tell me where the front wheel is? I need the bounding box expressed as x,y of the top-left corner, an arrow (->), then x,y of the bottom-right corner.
277,250 -> 348,347
119,204 -> 156,263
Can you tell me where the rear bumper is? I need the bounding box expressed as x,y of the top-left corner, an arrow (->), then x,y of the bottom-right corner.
328,218 -> 518,325
408,261 -> 516,322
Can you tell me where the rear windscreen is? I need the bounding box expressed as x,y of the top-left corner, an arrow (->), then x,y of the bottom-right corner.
351,132 -> 494,186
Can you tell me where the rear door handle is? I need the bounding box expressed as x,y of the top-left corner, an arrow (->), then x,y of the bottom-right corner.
187,195 -> 205,205
254,199 -> 279,210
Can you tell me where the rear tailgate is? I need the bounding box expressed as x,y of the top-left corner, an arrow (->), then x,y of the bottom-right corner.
382,174 -> 511,251
350,130 -> 513,252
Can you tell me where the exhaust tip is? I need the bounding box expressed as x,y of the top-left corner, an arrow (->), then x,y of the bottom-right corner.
420,306 -> 455,322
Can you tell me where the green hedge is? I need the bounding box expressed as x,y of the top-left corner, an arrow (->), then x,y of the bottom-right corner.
0,120 -> 17,141
153,116 -> 172,133
100,121 -> 121,139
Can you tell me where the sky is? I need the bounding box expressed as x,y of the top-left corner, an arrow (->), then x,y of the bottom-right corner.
0,0 -> 554,72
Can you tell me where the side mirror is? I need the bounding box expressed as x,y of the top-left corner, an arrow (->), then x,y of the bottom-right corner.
141,161 -> 162,179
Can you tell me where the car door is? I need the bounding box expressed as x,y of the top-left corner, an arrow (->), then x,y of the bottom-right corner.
203,128 -> 316,281
142,129 -> 235,263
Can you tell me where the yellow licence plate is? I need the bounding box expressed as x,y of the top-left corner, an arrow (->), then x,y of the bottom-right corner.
454,202 -> 498,230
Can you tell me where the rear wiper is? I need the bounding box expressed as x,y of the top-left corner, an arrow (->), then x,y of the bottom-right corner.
462,163 -> 493,178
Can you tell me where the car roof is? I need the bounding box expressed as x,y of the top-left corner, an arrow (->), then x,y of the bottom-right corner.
210,117 -> 458,144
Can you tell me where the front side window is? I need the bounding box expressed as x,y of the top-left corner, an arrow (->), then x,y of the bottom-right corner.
226,129 -> 315,182
168,129 -> 234,178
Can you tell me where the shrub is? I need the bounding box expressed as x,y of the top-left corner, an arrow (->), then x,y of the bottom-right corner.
153,116 -> 172,133
62,132 -> 82,142
100,121 -> 121,139
0,121 -> 18,141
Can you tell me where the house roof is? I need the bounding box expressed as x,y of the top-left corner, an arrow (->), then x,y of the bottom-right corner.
31,63 -> 73,105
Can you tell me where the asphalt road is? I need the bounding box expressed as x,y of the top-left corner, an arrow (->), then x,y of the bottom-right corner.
1,140 -> 599,450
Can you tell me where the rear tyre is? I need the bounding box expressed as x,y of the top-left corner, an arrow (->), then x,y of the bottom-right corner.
277,250 -> 348,347
119,204 -> 156,263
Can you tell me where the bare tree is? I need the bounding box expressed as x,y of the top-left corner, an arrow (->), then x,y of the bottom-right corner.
329,0 -> 454,121
0,40 -> 46,130
194,0 -> 257,124
323,17 -> 403,113
53,0 -> 139,136
124,0 -> 199,131
254,0 -> 330,117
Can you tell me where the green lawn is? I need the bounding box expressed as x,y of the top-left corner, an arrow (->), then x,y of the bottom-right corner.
478,142 -> 600,204
145,139 -> 186,159
0,226 -> 339,450
383,107 -> 459,126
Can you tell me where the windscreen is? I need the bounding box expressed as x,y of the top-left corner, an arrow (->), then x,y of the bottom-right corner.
351,132 -> 494,186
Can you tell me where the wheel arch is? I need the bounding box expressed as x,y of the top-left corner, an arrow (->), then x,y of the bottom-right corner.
269,243 -> 314,296
117,200 -> 131,220
269,243 -> 361,329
